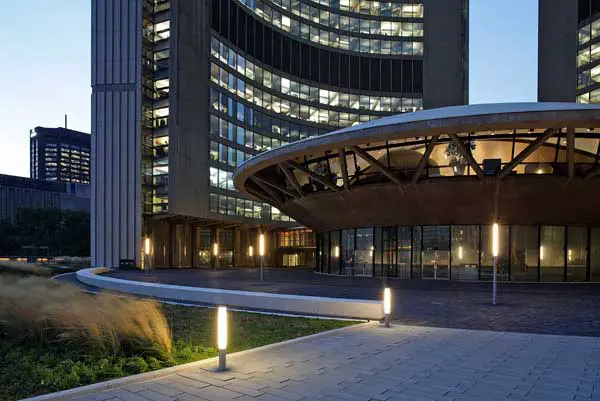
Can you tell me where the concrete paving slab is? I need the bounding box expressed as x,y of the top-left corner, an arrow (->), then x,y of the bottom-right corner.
29,322 -> 600,401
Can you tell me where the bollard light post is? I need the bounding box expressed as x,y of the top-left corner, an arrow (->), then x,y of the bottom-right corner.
492,223 -> 499,305
217,306 -> 227,371
383,287 -> 391,327
144,237 -> 151,273
259,233 -> 265,281
213,242 -> 219,271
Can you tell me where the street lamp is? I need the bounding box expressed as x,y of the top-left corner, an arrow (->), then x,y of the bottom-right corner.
217,306 -> 227,371
383,287 -> 391,328
492,223 -> 499,305
259,233 -> 265,281
213,242 -> 219,271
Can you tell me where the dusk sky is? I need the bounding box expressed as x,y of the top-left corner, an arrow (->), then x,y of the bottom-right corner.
0,0 -> 538,178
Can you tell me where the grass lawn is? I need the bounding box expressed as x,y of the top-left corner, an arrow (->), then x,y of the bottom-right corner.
0,303 -> 358,400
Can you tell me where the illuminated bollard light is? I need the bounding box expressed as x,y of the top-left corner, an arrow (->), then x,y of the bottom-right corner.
492,223 -> 499,305
217,306 -> 227,371
259,233 -> 265,281
383,287 -> 391,328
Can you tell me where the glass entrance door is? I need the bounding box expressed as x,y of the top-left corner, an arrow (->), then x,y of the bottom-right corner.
421,226 -> 450,280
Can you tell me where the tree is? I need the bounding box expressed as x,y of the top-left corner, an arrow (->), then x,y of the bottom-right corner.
0,208 -> 90,257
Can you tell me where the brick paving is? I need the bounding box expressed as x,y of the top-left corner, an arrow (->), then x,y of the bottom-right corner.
101,268 -> 600,337
72,323 -> 600,401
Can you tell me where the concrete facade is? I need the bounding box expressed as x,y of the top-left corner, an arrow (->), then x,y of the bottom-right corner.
538,0 -> 578,102
423,0 -> 469,108
0,174 -> 90,221
76,267 -> 383,319
91,0 -> 143,267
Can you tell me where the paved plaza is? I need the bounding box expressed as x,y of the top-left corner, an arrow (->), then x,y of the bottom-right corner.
70,322 -> 600,401
103,268 -> 600,337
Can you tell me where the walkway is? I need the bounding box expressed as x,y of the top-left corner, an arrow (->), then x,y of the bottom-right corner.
71,322 -> 600,401
100,268 -> 600,337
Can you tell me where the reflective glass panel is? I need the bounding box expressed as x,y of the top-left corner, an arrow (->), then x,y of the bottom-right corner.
451,225 -> 480,281
567,226 -> 587,282
421,226 -> 450,279
341,229 -> 355,276
355,228 -> 374,276
510,226 -> 539,281
592,227 -> 600,281
540,226 -> 565,282
481,224 -> 509,281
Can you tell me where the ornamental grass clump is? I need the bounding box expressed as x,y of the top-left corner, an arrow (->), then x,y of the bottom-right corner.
0,276 -> 172,358
0,260 -> 53,277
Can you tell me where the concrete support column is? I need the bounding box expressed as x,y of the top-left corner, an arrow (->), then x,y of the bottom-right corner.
91,0 -> 142,268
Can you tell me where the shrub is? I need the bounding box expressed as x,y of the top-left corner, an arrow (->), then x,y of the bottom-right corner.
0,261 -> 53,277
0,276 -> 172,357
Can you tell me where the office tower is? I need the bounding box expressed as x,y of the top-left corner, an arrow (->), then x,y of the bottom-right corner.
30,127 -> 91,184
91,0 -> 469,268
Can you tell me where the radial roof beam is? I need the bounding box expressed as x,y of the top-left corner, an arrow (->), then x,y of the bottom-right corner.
246,185 -> 281,207
338,148 -> 350,191
448,134 -> 484,179
253,175 -> 299,199
250,176 -> 285,204
278,163 -> 304,197
585,165 -> 600,180
284,161 -> 340,192
411,136 -> 439,184
567,127 -> 575,180
498,128 -> 556,179
350,146 -> 404,191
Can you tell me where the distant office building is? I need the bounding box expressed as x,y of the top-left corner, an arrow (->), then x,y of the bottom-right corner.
30,127 -> 91,184
92,0 -> 469,268
0,174 -> 90,222
538,0 -> 600,103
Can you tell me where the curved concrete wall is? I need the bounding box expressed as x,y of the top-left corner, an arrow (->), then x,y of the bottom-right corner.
279,175 -> 600,231
76,268 -> 383,320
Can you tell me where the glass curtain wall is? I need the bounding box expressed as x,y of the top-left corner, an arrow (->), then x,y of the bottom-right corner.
341,229 -> 355,275
510,226 -> 539,281
412,226 -> 422,278
194,228 -> 213,267
321,231 -> 330,273
540,226 -> 565,282
398,226 -> 412,279
330,230 -> 341,275
567,226 -> 588,281
480,224 -> 509,281
316,225 -> 598,282
451,225 -> 479,281
355,228 -> 374,276
421,226 -> 450,279
592,227 -> 600,281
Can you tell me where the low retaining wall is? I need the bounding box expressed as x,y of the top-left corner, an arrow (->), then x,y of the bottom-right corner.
76,268 -> 384,320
